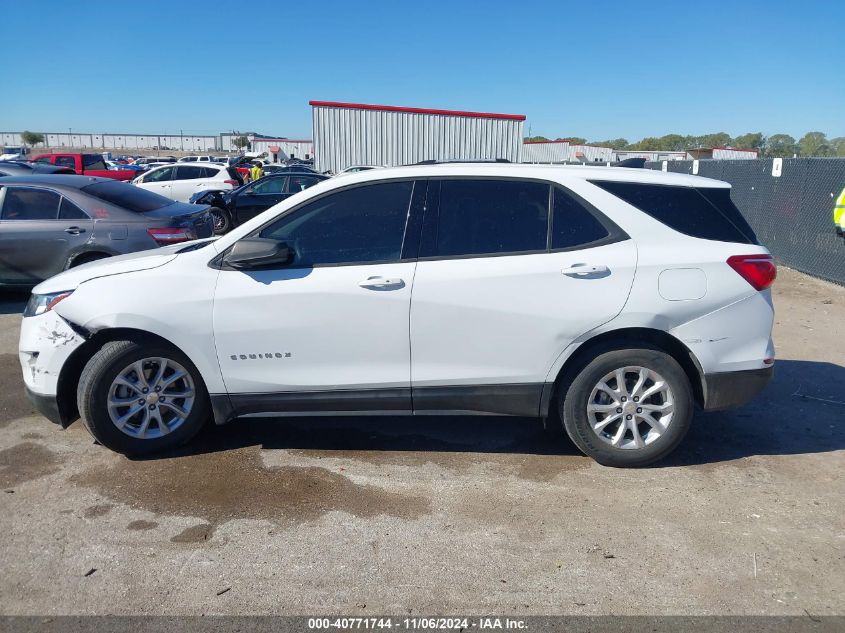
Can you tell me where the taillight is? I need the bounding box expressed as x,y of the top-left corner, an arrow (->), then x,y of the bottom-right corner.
224,179 -> 238,186
147,227 -> 194,246
727,254 -> 777,290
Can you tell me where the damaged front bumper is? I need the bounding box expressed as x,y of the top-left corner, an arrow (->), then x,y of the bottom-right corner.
18,311 -> 86,417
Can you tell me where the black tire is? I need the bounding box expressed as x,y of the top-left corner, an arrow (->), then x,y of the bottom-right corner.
208,207 -> 231,235
77,339 -> 210,456
560,347 -> 693,467
67,252 -> 111,269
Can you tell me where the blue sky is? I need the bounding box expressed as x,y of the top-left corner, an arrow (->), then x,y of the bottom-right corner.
3,0 -> 843,142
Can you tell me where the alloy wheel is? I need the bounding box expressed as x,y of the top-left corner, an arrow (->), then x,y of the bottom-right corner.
107,357 -> 196,439
586,366 -> 675,450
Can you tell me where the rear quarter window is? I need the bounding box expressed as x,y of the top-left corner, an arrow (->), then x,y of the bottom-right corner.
591,181 -> 758,244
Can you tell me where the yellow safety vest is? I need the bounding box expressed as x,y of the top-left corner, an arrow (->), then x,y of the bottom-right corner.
250,165 -> 262,181
835,187 -> 845,229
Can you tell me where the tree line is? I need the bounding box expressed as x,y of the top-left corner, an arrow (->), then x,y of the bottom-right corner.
523,131 -> 845,158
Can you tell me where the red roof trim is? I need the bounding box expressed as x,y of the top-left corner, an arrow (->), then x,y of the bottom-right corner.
309,100 -> 526,121
523,140 -> 571,145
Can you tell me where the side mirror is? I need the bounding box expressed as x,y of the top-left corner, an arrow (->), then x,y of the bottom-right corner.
224,238 -> 294,270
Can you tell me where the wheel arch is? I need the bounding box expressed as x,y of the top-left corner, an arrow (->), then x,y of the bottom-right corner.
65,247 -> 118,270
54,327 -> 199,428
544,327 -> 705,419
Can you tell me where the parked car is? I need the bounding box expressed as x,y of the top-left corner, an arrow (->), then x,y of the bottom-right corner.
0,161 -> 76,177
106,160 -> 144,172
335,165 -> 384,175
0,146 -> 30,161
32,153 -> 137,181
0,175 -> 214,287
263,163 -> 320,175
135,156 -> 176,167
18,164 -> 775,465
132,163 -> 243,202
177,155 -> 213,163
189,172 -> 329,233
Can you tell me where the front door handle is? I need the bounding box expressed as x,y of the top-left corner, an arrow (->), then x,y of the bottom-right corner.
561,263 -> 608,276
64,226 -> 86,235
358,276 -> 405,290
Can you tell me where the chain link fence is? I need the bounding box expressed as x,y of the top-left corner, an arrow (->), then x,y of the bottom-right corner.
645,158 -> 845,286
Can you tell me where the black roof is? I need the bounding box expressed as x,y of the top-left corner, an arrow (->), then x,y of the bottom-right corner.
0,174 -> 112,189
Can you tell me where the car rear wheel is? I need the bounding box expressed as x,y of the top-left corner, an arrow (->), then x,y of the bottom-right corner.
560,348 -> 693,467
77,340 -> 210,455
208,207 -> 231,234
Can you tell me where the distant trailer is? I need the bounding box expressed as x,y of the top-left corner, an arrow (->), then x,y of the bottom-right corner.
310,100 -> 525,173
687,147 -> 759,160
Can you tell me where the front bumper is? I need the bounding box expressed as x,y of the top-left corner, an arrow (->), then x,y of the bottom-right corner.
702,366 -> 773,411
24,386 -> 64,426
19,311 -> 85,397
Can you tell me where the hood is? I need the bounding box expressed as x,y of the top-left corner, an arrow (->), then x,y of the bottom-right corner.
32,240 -> 214,294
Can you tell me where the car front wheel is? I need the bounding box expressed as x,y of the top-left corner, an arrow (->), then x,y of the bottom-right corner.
560,348 -> 693,467
77,340 -> 210,455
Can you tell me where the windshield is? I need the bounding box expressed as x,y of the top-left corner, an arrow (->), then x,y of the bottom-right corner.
81,180 -> 172,212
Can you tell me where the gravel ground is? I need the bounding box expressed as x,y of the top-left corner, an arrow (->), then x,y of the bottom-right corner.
0,267 -> 842,616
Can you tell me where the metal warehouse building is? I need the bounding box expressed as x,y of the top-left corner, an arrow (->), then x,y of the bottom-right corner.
521,140 -> 571,163
249,138 -> 314,162
310,100 -> 525,173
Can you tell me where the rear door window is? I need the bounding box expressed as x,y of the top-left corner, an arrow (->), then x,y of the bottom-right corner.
0,187 -> 61,220
591,181 -> 757,244
551,187 -> 614,249
59,198 -> 89,220
83,155 -> 107,170
175,165 -> 206,180
430,179 -> 549,257
252,177 -> 287,194
288,175 -> 320,193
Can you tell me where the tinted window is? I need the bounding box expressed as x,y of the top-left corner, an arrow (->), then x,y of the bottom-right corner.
259,181 -> 413,266
434,179 -> 548,257
552,187 -> 610,249
288,175 -> 320,192
592,181 -> 756,244
697,187 -> 759,244
175,165 -> 205,180
59,198 -> 89,220
34,156 -> 53,164
251,177 -> 286,194
82,155 -> 107,170
145,166 -> 174,182
1,187 -> 60,220
55,156 -> 76,169
200,166 -> 221,178
81,181 -> 171,212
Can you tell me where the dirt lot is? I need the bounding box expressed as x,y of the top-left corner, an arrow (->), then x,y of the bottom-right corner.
0,267 -> 842,616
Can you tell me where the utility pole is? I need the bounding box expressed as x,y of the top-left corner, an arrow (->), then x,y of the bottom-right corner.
180,129 -> 184,152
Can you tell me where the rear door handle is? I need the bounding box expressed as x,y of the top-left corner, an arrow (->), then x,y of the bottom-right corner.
561,264 -> 608,276
358,276 -> 405,290
64,226 -> 86,235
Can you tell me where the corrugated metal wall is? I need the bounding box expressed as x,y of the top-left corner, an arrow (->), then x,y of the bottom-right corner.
712,148 -> 758,160
312,106 -> 524,173
568,144 -> 614,162
521,142 -> 570,163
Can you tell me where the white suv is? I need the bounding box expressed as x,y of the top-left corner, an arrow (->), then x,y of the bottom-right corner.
18,164 -> 775,466
132,163 -> 241,202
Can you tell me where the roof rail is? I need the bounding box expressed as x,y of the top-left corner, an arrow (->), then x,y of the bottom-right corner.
413,158 -> 511,165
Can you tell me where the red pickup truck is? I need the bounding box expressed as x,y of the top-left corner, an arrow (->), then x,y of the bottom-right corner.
31,153 -> 137,181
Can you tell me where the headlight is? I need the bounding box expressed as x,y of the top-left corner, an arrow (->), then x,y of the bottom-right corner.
24,291 -> 74,318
